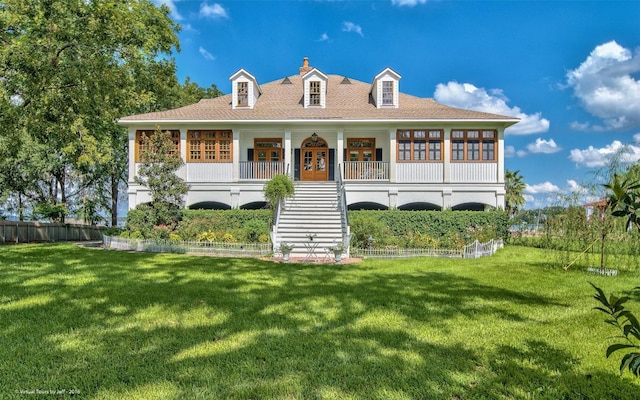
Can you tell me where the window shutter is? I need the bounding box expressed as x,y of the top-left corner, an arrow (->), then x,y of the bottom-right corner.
247,148 -> 254,161
294,149 -> 300,181
376,148 -> 383,161
329,149 -> 335,181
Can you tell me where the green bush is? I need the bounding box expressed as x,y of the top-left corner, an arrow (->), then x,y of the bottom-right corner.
177,210 -> 272,242
263,174 -> 294,208
349,210 -> 508,249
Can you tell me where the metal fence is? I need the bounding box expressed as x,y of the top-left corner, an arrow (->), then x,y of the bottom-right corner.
351,239 -> 503,259
103,235 -> 271,257
1,220 -> 105,244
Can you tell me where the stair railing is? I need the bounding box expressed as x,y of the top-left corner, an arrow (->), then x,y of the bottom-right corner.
270,163 -> 290,254
337,163 -> 351,258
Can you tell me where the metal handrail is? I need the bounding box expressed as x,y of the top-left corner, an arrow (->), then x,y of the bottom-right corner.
337,163 -> 350,256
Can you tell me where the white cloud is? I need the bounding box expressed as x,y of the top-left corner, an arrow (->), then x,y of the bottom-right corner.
570,121 -> 590,131
567,179 -> 586,193
526,138 -> 562,154
566,41 -> 640,130
198,47 -> 216,61
516,150 -> 528,158
568,140 -> 640,168
391,0 -> 428,6
433,81 -> 550,135
342,21 -> 363,37
634,133 -> 640,143
200,2 -> 229,19
153,0 -> 182,20
525,182 -> 560,194
504,146 -> 516,158
317,33 -> 330,42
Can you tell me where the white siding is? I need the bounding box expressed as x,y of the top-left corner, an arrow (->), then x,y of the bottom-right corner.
450,163 -> 497,183
396,163 -> 443,183
186,163 -> 233,182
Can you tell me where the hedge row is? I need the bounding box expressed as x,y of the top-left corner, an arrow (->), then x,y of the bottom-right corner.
348,210 -> 509,249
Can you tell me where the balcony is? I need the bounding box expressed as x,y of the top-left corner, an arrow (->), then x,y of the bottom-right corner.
343,161 -> 389,181
239,161 -> 285,180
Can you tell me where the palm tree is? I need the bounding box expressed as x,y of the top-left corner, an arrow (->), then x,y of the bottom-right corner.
505,169 -> 526,217
604,174 -> 640,233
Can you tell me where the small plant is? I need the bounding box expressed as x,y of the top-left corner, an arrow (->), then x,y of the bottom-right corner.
263,174 -> 294,208
328,242 -> 347,253
279,242 -> 294,252
591,283 -> 640,377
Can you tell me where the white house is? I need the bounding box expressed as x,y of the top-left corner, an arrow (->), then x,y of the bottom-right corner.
119,58 -> 519,212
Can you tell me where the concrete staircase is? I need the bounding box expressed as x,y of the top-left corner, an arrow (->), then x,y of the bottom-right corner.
274,182 -> 346,260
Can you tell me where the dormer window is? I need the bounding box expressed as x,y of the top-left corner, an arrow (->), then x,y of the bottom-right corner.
371,68 -> 401,109
309,81 -> 321,106
237,82 -> 248,107
302,66 -> 328,109
382,81 -> 394,105
230,69 -> 261,110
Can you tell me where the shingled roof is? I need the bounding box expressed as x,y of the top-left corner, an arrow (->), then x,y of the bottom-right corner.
119,73 -> 518,123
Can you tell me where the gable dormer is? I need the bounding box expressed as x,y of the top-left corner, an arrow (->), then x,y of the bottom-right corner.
302,68 -> 328,109
230,69 -> 261,110
371,68 -> 401,109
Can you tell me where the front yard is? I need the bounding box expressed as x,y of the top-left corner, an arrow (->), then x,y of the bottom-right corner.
1,244 -> 638,399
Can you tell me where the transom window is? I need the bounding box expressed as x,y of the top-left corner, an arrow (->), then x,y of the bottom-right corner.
451,130 -> 496,161
237,82 -> 248,106
254,139 -> 282,162
187,130 -> 232,162
309,81 -> 321,106
135,130 -> 180,162
397,130 -> 443,161
382,81 -> 394,105
347,138 -> 376,162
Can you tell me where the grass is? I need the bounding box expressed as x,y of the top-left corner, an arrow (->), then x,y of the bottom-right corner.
1,243 -> 639,399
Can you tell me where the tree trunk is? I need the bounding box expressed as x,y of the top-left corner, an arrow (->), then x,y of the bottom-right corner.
111,174 -> 119,227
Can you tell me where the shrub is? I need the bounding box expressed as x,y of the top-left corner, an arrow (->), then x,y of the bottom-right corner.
263,174 -> 294,208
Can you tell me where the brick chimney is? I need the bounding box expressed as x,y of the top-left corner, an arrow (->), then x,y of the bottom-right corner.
299,57 -> 312,75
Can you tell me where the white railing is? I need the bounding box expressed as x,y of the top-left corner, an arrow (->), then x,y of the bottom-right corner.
463,239 -> 504,258
395,163 -> 443,182
240,161 -> 285,180
343,161 -> 389,181
351,238 -> 503,259
103,235 -> 271,257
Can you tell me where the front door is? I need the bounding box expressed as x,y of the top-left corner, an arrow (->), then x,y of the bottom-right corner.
300,136 -> 328,181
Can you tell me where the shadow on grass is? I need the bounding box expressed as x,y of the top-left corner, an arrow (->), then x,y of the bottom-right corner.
0,244 -> 638,399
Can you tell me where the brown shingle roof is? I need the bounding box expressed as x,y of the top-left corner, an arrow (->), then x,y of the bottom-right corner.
120,74 -> 518,123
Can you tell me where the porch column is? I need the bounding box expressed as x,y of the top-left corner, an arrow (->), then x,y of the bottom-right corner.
232,129 -> 240,182
443,128 -> 451,183
284,130 -> 292,178
337,129 -> 344,177
497,127 -> 505,183
128,127 -> 136,182
179,128 -> 187,163
388,128 -> 396,183
442,188 -> 452,210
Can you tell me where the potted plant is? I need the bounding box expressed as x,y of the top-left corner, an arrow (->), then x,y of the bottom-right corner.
328,242 -> 347,263
279,242 -> 294,261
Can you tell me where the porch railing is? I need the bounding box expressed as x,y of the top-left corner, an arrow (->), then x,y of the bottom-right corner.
343,161 -> 389,181
239,161 -> 285,180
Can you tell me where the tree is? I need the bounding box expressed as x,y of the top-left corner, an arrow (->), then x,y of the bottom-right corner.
604,174 -> 640,233
0,0 -> 181,224
505,170 -> 526,217
134,127 -> 189,227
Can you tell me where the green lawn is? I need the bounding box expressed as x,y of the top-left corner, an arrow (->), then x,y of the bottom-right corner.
1,243 -> 639,399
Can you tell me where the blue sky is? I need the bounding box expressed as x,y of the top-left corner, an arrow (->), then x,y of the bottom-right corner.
154,0 -> 640,209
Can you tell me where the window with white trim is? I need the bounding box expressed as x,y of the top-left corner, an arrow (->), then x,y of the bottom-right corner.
451,130 -> 497,161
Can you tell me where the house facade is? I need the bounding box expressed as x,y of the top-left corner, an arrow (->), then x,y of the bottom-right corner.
120,58 -> 519,211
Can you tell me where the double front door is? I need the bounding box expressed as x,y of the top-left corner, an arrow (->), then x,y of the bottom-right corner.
301,148 -> 328,181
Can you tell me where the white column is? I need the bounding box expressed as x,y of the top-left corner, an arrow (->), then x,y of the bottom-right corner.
337,129 -> 344,178
443,128 -> 451,183
388,128 -> 396,183
497,127 -> 505,183
128,127 -> 136,182
284,130 -> 292,177
232,129 -> 240,182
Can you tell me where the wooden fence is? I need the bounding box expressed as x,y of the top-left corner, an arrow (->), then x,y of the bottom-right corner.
0,220 -> 105,244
